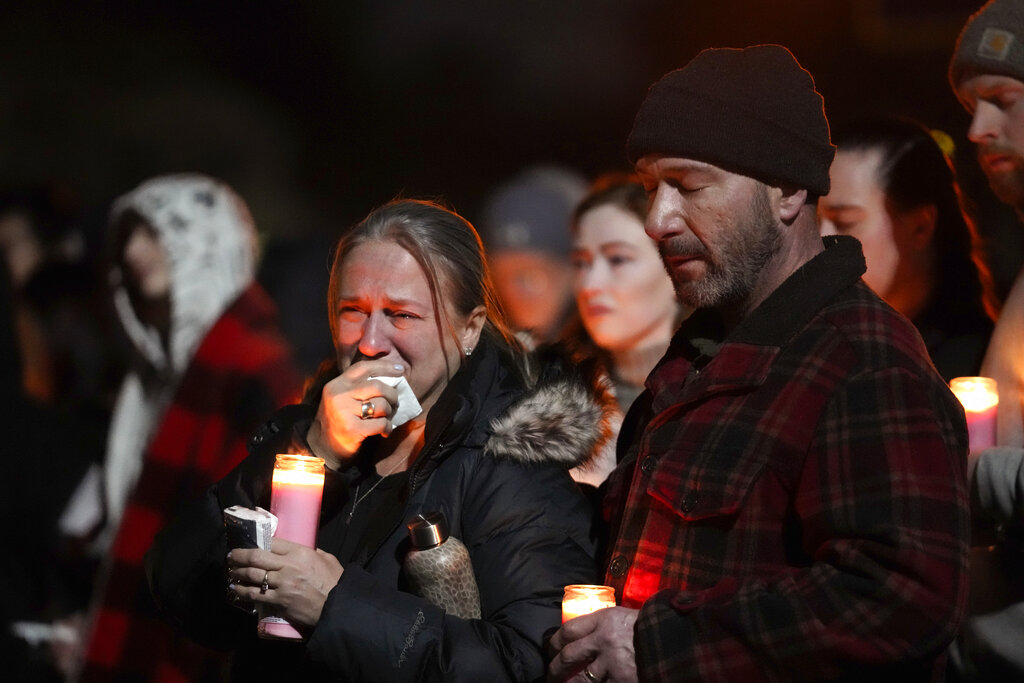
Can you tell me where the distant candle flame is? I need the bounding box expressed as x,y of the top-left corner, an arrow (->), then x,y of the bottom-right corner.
949,377 -> 998,413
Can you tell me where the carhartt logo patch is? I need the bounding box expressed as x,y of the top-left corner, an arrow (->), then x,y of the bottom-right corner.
978,28 -> 1015,61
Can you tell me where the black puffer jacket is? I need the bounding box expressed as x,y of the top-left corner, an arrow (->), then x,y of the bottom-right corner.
146,338 -> 604,682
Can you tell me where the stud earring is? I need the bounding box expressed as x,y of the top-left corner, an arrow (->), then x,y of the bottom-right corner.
464,347 -> 473,357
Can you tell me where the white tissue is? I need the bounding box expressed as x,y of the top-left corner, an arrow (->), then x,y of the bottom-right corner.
369,375 -> 422,428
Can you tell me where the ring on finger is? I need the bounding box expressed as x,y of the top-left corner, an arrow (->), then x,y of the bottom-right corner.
583,667 -> 601,682
360,400 -> 375,419
260,569 -> 270,594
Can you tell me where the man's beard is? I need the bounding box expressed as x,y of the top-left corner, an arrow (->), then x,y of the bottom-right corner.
979,144 -> 1024,212
658,184 -> 782,311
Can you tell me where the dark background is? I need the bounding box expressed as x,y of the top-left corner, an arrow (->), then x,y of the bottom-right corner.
2,0 -> 1020,301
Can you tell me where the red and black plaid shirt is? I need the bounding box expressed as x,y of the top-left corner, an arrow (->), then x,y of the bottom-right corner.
80,285 -> 302,683
603,237 -> 970,682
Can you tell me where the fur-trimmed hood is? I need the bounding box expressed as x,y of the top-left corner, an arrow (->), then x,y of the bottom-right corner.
484,348 -> 614,470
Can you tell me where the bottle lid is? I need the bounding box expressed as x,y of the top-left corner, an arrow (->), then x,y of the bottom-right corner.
407,511 -> 449,549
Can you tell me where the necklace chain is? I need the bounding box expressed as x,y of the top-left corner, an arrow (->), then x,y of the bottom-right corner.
346,456 -> 407,524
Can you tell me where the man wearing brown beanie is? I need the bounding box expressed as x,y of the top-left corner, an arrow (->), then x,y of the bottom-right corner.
548,44 -> 970,683
948,2 -> 1024,680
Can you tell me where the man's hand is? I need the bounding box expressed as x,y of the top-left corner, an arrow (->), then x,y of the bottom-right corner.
548,606 -> 639,682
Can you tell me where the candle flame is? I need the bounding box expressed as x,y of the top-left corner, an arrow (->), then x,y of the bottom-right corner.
562,584 -> 616,622
272,453 -> 326,486
949,376 -> 999,413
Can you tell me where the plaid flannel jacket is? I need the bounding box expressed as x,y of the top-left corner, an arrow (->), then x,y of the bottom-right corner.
603,236 -> 970,682
80,285 -> 301,683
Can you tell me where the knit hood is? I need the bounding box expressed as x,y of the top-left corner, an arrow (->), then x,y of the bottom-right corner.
109,174 -> 259,376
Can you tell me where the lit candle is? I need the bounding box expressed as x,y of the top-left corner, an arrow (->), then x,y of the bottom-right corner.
562,584 -> 616,623
259,453 -> 325,640
949,377 -> 998,453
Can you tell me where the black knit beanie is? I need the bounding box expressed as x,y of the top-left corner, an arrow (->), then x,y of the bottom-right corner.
949,0 -> 1024,90
626,44 -> 834,196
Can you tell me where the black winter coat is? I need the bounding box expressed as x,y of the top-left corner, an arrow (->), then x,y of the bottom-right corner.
146,339 -> 602,682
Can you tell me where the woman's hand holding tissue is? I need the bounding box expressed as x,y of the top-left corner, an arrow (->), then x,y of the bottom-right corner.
306,360 -> 405,469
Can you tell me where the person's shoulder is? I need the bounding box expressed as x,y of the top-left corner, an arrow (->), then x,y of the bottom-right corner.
812,281 -> 934,370
459,426 -> 595,539
247,403 -> 314,456
193,284 -> 297,369
221,284 -> 295,348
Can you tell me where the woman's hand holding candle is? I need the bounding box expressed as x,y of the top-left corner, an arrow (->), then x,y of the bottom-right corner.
252,454 -> 329,639
228,538 -> 343,627
307,360 -> 405,469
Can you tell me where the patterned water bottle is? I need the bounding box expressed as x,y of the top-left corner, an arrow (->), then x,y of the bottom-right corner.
404,511 -> 481,619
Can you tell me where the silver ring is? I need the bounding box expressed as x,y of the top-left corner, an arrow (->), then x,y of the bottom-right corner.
260,569 -> 270,594
583,667 -> 600,682
360,400 -> 375,419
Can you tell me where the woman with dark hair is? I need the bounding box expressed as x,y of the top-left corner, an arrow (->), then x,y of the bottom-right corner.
818,116 -> 995,381
562,174 -> 685,486
147,199 -> 603,682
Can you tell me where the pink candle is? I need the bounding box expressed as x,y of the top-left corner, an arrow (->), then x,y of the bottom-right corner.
259,453 -> 325,640
949,377 -> 998,453
562,585 -> 616,623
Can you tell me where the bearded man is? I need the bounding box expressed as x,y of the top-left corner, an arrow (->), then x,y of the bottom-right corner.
548,44 -> 970,683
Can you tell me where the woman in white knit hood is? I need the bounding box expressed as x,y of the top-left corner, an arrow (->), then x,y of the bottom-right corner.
103,174 -> 262,532
65,174 -> 301,683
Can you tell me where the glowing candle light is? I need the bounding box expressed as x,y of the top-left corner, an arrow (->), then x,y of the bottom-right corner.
259,454 -> 325,640
949,377 -> 998,453
562,585 -> 616,623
